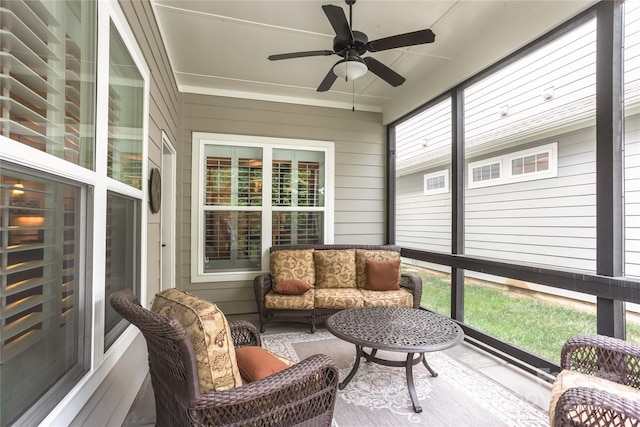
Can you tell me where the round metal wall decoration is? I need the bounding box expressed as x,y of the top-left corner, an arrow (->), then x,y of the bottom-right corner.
149,167 -> 162,214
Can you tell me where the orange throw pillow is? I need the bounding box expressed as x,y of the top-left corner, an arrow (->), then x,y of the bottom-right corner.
365,259 -> 401,291
235,346 -> 289,382
273,279 -> 311,295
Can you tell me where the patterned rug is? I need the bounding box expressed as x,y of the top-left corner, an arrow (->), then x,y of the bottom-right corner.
262,330 -> 549,427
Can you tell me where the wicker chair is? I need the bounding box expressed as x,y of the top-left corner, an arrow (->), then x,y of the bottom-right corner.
110,289 -> 339,427
551,334 -> 640,426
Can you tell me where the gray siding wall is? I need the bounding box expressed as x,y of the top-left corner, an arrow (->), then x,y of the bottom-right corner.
179,94 -> 385,314
627,113 -> 640,278
397,126 -> 599,272
397,115 -> 640,277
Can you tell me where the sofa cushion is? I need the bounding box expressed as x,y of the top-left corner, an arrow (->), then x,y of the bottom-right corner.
151,288 -> 242,392
270,249 -> 315,287
273,279 -> 311,295
365,259 -> 401,291
360,289 -> 413,307
355,250 -> 401,288
235,346 -> 291,382
265,289 -> 315,310
314,249 -> 357,288
314,288 -> 364,309
549,370 -> 640,426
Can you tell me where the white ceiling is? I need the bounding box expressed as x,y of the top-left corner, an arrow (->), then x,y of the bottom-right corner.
151,0 -> 597,123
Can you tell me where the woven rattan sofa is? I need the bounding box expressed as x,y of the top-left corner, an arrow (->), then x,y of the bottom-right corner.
549,334 -> 640,426
110,288 -> 338,426
254,244 -> 423,333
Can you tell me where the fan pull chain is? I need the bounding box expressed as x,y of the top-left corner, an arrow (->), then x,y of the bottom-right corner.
352,81 -> 355,112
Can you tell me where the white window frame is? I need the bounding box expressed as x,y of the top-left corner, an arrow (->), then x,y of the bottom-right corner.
191,133 -> 335,283
507,142 -> 558,183
468,159 -> 502,188
423,170 -> 450,195
468,142 -> 558,188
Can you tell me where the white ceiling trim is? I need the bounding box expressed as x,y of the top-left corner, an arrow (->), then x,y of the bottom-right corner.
179,83 -> 383,113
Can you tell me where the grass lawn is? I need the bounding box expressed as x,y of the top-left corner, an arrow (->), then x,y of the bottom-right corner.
407,268 -> 640,364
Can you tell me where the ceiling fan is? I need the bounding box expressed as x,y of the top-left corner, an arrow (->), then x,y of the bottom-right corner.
268,0 -> 436,92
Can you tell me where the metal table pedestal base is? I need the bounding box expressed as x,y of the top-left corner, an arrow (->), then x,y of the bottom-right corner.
339,345 -> 438,413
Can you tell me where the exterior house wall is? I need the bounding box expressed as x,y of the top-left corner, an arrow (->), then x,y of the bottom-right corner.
179,94 -> 385,314
396,115 -> 640,277
627,112 -> 640,278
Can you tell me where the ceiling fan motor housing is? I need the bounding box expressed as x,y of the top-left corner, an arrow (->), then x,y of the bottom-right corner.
333,30 -> 368,56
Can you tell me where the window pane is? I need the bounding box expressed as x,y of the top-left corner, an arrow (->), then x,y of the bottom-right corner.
104,192 -> 141,350
204,146 -> 262,207
272,211 -> 323,245
204,211 -> 261,272
464,18 -> 597,272
0,0 -> 96,168
395,98 -> 452,253
107,22 -> 144,189
1,169 -> 86,426
272,149 -> 325,207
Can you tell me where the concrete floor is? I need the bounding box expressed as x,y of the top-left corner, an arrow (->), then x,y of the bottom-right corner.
122,313 -> 552,426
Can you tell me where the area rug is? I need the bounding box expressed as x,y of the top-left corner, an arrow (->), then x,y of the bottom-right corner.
261,330 -> 549,427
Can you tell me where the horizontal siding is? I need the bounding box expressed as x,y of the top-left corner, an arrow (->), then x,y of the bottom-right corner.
626,112 -> 640,278
181,94 -> 384,314
397,125 -> 600,272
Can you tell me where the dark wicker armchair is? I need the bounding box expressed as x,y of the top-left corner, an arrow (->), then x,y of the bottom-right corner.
110,289 -> 339,427
551,334 -> 640,427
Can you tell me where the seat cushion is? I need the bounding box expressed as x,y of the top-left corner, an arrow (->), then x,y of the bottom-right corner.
314,249 -> 357,288
549,370 -> 640,426
265,289 -> 315,310
360,289 -> 413,307
314,288 -> 364,309
151,288 -> 242,392
270,249 -> 315,287
355,249 -> 401,288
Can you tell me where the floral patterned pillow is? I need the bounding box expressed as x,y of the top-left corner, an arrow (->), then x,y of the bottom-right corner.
314,249 -> 357,288
270,249 -> 315,286
151,288 -> 242,392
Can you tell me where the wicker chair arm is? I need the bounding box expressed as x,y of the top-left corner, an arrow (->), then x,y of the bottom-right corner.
253,273 -> 273,296
400,274 -> 423,308
561,334 -> 640,388
191,354 -> 338,426
553,386 -> 640,427
229,320 -> 261,348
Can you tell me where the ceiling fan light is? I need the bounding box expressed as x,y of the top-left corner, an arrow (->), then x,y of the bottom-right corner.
333,59 -> 368,81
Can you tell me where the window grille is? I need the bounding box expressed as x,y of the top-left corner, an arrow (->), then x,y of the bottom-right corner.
472,162 -> 501,182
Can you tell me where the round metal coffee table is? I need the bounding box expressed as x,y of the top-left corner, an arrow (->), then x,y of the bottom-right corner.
326,306 -> 464,413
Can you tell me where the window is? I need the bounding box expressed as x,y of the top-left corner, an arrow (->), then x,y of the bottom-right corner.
470,161 -> 501,186
467,142 -> 558,188
0,169 -> 86,427
423,170 -> 449,195
103,21 -> 146,350
0,0 -> 148,424
192,133 -> 334,281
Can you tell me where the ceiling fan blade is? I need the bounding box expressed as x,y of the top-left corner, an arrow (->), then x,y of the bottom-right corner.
268,50 -> 335,61
363,57 -> 405,87
317,68 -> 338,92
322,4 -> 353,42
367,29 -> 435,52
